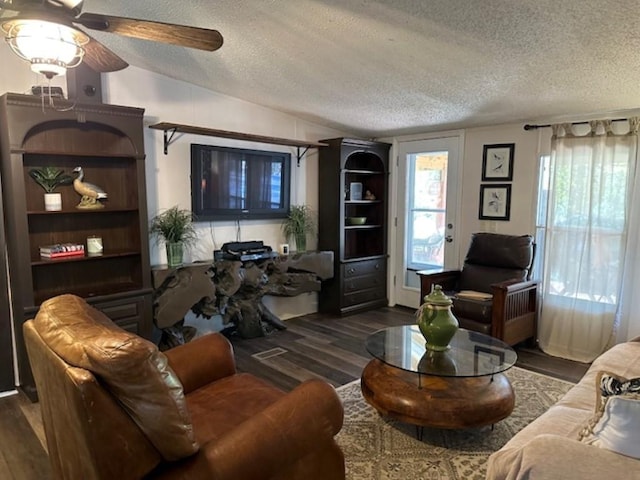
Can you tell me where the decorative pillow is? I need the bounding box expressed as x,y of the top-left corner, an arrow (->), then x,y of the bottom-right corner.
33,294 -> 199,461
579,371 -> 640,459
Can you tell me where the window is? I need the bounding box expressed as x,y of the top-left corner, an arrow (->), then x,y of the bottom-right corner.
533,155 -> 550,282
536,141 -> 632,305
407,151 -> 447,270
536,120 -> 639,362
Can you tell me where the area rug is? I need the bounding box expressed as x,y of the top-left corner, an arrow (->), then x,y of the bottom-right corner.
335,367 -> 574,480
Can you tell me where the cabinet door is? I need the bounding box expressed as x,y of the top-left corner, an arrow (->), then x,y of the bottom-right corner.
340,259 -> 387,309
92,295 -> 153,338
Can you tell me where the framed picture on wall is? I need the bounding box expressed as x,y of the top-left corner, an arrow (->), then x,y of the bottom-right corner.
479,184 -> 511,221
482,143 -> 515,181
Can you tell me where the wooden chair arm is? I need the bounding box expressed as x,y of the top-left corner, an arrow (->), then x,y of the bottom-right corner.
489,279 -> 539,342
417,269 -> 461,300
491,278 -> 540,293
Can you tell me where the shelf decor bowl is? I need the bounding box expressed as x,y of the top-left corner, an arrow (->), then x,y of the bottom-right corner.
347,216 -> 367,225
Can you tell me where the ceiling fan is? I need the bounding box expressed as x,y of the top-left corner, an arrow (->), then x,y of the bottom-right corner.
0,0 -> 223,77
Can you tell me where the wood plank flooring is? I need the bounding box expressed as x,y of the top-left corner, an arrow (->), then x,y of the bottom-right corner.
0,392 -> 50,479
230,306 -> 590,389
0,306 -> 591,480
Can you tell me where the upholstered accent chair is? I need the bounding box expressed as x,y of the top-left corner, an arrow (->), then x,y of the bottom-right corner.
24,294 -> 345,480
417,233 -> 539,346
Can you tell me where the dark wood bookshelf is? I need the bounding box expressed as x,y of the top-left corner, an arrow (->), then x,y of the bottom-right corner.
318,138 -> 391,315
0,92 -> 153,401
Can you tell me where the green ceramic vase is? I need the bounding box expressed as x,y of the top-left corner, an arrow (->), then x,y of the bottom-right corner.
417,285 -> 459,351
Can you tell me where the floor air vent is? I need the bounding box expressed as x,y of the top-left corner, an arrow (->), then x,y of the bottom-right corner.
252,347 -> 287,360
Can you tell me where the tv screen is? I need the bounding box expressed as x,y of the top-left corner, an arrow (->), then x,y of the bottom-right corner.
191,144 -> 291,221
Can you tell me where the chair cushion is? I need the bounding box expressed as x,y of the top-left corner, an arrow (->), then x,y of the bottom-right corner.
458,264 -> 528,293
457,316 -> 493,335
458,233 -> 534,292
186,372 -> 286,444
463,233 -> 534,269
33,294 -> 199,461
452,296 -> 493,324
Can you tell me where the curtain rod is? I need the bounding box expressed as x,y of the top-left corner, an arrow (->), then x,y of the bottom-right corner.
523,118 -> 628,131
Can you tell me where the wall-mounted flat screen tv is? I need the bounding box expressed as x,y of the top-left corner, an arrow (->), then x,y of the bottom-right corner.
191,144 -> 291,221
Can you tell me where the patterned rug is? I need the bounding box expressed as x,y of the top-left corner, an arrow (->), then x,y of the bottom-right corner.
335,367 -> 574,480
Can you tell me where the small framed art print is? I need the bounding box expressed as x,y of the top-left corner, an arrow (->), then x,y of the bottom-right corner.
482,143 -> 515,181
479,184 -> 511,221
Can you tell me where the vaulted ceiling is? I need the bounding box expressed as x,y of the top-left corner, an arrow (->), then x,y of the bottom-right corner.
9,0 -> 640,136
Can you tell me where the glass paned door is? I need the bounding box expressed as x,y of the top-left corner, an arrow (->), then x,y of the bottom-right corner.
408,152 -> 447,270
395,136 -> 461,308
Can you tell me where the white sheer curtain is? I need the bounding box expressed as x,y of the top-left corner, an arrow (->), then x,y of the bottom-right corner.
616,135 -> 640,343
538,119 -> 639,362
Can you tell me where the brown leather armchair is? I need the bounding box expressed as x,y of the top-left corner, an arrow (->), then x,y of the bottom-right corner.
23,294 -> 345,480
417,233 -> 538,346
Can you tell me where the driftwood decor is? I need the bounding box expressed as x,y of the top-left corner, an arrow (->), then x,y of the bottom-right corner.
152,251 -> 334,343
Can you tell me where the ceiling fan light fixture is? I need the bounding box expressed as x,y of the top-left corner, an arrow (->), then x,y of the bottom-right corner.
2,18 -> 89,78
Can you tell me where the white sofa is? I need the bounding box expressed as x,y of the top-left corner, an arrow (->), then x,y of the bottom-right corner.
487,336 -> 640,480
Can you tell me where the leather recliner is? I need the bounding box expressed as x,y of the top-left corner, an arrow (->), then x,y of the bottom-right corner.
418,233 -> 539,346
23,294 -> 345,480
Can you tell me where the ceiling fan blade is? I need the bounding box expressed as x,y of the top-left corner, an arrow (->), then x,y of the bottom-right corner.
81,34 -> 128,73
76,12 -> 223,52
0,0 -> 35,11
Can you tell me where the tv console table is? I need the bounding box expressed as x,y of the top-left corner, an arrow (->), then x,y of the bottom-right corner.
152,251 -> 334,343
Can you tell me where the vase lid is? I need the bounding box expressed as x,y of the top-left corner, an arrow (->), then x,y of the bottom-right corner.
423,285 -> 452,306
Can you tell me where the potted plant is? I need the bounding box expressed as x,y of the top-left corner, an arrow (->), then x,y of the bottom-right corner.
28,166 -> 74,211
282,204 -> 316,252
150,206 -> 197,267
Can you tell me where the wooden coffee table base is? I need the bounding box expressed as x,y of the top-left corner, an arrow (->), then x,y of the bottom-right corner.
361,358 -> 515,430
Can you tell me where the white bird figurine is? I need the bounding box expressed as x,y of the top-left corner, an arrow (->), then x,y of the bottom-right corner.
73,166 -> 108,209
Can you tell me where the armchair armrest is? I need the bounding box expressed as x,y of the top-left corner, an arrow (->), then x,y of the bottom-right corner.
490,279 -> 539,344
164,333 -> 236,394
417,269 -> 461,300
491,278 -> 540,293
187,379 -> 344,479
490,279 -> 539,309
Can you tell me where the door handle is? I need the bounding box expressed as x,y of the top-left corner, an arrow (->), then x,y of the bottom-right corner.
445,235 -> 453,243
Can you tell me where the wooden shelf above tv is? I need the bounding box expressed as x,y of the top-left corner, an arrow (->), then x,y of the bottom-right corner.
149,122 -> 328,163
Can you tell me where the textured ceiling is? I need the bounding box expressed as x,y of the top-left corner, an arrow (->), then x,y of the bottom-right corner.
16,0 -> 640,136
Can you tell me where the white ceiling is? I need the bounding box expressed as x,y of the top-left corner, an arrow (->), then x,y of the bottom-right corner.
18,0 -> 640,136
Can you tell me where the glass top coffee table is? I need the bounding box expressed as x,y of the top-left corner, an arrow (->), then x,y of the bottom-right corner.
361,325 -> 517,434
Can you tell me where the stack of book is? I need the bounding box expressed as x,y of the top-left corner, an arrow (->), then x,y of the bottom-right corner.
40,243 -> 85,259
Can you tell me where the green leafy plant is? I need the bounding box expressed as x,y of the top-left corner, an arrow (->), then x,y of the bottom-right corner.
150,206 -> 197,246
282,205 -> 316,251
28,166 -> 74,193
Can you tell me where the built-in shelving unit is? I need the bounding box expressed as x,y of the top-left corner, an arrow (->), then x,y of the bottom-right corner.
0,93 -> 153,401
318,138 -> 391,315
149,122 -> 327,164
